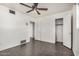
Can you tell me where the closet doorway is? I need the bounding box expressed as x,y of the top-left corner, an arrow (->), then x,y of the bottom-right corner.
30,21 -> 35,40
55,18 -> 63,43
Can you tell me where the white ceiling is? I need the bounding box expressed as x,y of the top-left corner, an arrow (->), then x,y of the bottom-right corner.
0,3 -> 73,18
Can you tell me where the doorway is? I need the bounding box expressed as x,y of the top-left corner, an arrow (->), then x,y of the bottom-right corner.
55,15 -> 72,49
30,21 -> 35,40
55,18 -> 63,43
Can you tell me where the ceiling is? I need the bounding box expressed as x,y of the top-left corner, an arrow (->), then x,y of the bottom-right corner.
0,3 -> 73,18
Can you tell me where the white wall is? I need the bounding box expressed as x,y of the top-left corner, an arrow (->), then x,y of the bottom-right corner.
35,16 -> 55,43
35,11 -> 72,44
73,4 -> 79,56
0,5 -> 34,51
76,4 -> 79,56
77,5 -> 79,29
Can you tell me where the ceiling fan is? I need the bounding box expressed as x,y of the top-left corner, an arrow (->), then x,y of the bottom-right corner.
20,3 -> 48,15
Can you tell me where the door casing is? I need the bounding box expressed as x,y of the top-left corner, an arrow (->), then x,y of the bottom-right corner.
30,21 -> 35,40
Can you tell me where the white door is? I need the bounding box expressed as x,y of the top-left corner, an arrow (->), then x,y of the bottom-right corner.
63,14 -> 71,49
30,22 -> 34,38
56,25 -> 63,42
30,23 -> 33,38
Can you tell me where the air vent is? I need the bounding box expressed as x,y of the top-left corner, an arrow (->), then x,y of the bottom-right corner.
20,40 -> 26,46
9,10 -> 15,15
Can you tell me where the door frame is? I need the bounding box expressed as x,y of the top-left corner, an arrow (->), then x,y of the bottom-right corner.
71,16 -> 73,50
30,21 -> 35,40
55,18 -> 63,43
55,17 -> 73,49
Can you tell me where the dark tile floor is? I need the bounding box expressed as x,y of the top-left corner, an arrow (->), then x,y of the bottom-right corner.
0,40 -> 74,56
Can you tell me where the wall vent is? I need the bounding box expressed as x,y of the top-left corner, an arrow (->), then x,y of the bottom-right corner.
20,40 -> 26,46
9,9 -> 15,15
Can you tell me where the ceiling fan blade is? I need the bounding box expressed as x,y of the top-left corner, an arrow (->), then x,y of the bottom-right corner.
36,10 -> 40,15
37,8 -> 48,10
20,3 -> 32,8
27,9 -> 33,13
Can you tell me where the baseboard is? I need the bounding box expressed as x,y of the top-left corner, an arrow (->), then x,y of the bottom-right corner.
0,41 -> 30,52
73,49 -> 76,56
72,49 -> 79,56
0,43 -> 20,52
35,39 -> 55,44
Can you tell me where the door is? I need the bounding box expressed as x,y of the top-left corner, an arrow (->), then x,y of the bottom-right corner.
56,25 -> 63,42
55,18 -> 63,43
63,14 -> 71,49
30,21 -> 35,40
